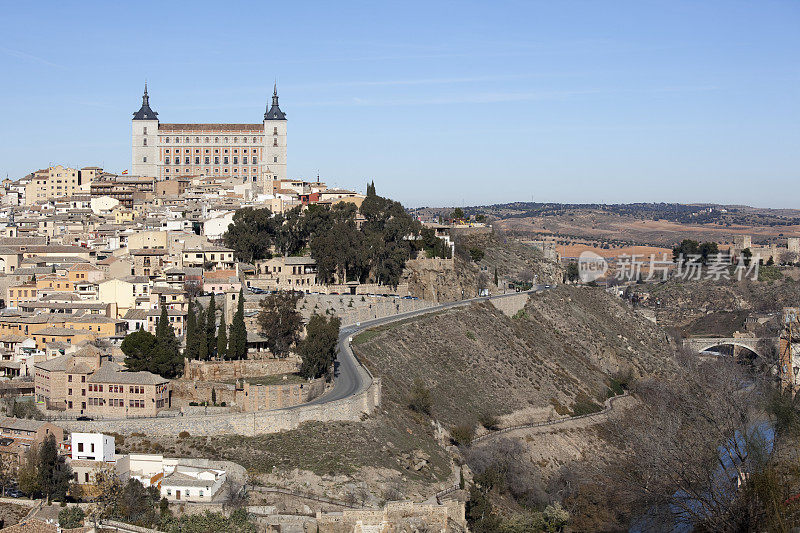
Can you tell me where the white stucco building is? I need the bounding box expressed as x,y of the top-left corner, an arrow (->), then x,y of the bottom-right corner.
71,432 -> 115,462
131,83 -> 287,186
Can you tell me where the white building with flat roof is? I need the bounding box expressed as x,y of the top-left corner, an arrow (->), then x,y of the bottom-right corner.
71,432 -> 115,462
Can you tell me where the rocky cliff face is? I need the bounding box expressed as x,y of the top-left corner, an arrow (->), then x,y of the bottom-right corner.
638,276 -> 800,330
400,232 -> 564,302
401,257 -> 480,302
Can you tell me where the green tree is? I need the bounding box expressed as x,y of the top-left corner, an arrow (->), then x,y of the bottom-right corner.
153,306 -> 182,378
59,506 -> 85,528
211,387 -> 217,405
121,329 -> 158,372
258,291 -> 302,357
298,314 -> 341,379
672,238 -> 700,262
699,241 -> 719,263
216,313 -> 228,360
184,301 -> 197,359
366,180 -> 376,196
566,261 -> 580,282
742,247 -> 753,266
112,479 -> 160,527
206,293 -> 217,358
493,267 -> 499,286
223,207 -> 278,262
196,305 -> 208,361
230,289 -> 248,360
468,247 -> 485,262
38,433 -> 72,502
452,207 -> 465,220
18,447 -> 40,497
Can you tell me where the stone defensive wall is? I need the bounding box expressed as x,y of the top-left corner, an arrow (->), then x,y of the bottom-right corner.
170,376 -> 326,411
58,377 -> 381,437
182,357 -> 300,381
315,500 -> 466,531
298,293 -> 436,327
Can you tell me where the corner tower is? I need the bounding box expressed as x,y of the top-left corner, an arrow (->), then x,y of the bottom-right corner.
131,83 -> 159,177
263,83 -> 287,182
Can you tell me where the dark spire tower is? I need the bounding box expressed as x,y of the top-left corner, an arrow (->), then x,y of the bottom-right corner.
262,82 -> 287,184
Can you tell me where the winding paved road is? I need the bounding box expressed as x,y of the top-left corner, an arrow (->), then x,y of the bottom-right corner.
305,287 -> 549,406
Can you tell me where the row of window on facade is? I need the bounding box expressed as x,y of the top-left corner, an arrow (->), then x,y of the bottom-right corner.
164,156 -> 258,165
85,384 -> 147,393
164,147 -> 259,155
86,398 -> 146,407
163,168 -> 261,178
141,131 -> 279,143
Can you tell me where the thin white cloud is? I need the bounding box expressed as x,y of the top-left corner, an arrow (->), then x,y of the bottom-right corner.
1,47 -> 63,69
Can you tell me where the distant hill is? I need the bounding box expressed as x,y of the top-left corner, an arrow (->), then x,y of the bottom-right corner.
416,202 -> 800,248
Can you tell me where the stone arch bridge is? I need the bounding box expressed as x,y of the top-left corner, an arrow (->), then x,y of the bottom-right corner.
683,337 -> 770,358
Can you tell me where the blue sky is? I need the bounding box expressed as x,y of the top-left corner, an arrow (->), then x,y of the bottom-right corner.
0,1 -> 797,208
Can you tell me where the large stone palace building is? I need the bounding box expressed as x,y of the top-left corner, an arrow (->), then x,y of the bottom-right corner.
131,83 -> 287,185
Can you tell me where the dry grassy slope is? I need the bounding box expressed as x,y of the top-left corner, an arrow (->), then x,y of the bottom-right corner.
354,286 -> 675,427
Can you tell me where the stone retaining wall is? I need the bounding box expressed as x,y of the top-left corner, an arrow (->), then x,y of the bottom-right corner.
57,377 -> 381,437
170,377 -> 327,412
489,292 -> 529,317
182,357 -> 300,381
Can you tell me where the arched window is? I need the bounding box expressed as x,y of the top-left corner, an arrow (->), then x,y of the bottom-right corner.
205,137 -> 209,143
224,137 -> 228,143
215,137 -> 219,143
233,137 -> 238,143
165,137 -> 170,143
185,137 -> 190,143
195,137 -> 199,143
143,139 -> 147,146
253,137 -> 257,143
243,137 -> 247,143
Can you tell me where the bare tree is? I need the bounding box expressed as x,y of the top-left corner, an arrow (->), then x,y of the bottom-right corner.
584,357 -> 770,531
779,251 -> 798,266
518,268 -> 534,283
356,485 -> 370,508
477,272 -> 490,292
184,280 -> 202,299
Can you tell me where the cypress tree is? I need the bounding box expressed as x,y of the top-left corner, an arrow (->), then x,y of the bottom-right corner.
232,288 -> 247,360
184,301 -> 197,359
154,306 -> 181,377
38,433 -> 71,503
155,305 -> 171,340
217,313 -> 228,360
494,267 -> 499,286
206,293 -> 217,357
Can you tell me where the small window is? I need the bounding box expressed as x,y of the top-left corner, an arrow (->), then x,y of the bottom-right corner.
143,157 -> 147,163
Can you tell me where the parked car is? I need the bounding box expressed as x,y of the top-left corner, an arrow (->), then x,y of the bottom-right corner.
5,488 -> 23,498
76,415 -> 93,421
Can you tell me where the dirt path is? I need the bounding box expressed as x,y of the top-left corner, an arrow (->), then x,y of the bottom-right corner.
472,392 -> 634,446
